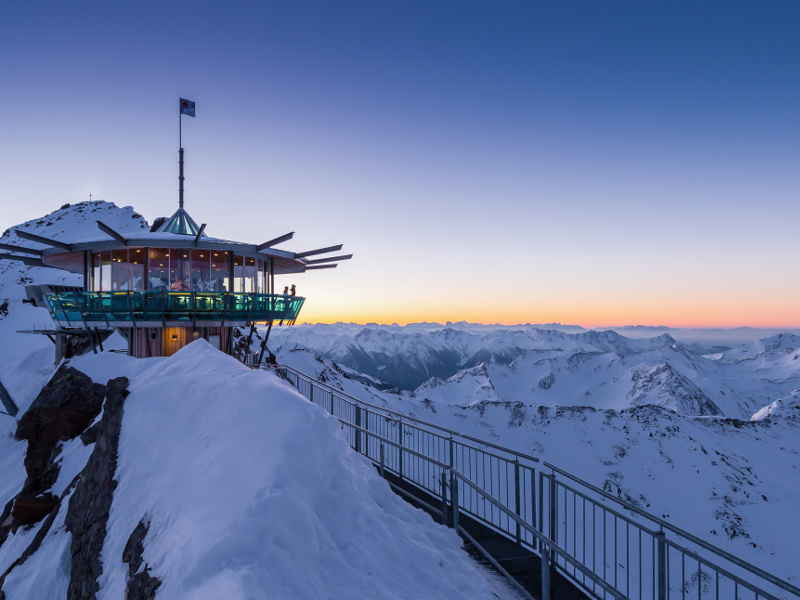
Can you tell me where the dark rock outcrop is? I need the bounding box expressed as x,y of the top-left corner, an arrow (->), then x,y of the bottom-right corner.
0,369 -> 130,600
65,376 -> 128,600
10,365 -> 109,529
123,521 -> 162,600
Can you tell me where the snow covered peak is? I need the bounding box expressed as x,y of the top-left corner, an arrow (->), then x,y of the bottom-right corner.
3,201 -> 149,246
750,390 -> 800,421
721,333 -> 800,362
0,344 -> 507,599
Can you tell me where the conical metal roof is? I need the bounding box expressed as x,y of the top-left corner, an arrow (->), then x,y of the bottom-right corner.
157,208 -> 204,236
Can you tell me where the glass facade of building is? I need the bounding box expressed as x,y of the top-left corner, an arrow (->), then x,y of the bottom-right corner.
89,248 -> 271,294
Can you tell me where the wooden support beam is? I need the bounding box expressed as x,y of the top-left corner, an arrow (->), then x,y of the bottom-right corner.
304,254 -> 353,265
0,243 -> 43,256
96,221 -> 128,245
14,229 -> 71,250
257,232 -> 294,251
295,244 -> 343,258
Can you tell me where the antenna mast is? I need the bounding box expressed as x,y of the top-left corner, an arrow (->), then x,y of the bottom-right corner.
179,108 -> 185,209
178,98 -> 195,210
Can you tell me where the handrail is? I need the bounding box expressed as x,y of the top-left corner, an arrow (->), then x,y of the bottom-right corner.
454,469 -> 629,600
276,364 -> 799,600
660,534 -> 783,600
544,462 -> 800,597
340,419 -> 451,470
278,364 -> 540,464
540,472 -> 658,536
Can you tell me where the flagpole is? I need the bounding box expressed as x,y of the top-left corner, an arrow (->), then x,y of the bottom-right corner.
179,103 -> 184,209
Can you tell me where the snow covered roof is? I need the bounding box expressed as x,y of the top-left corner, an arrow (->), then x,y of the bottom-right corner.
4,201 -> 351,276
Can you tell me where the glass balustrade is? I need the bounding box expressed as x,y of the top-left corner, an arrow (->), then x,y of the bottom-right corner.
44,292 -> 304,326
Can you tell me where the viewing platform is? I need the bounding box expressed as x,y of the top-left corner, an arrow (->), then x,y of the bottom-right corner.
2,101 -> 350,359
44,291 -> 305,328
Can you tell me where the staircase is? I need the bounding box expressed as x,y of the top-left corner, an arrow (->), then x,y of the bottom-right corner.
273,364 -> 799,600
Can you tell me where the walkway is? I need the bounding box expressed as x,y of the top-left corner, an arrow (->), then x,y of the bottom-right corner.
273,364 -> 799,600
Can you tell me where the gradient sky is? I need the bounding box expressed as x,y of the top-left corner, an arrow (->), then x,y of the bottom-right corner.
1,1 -> 799,327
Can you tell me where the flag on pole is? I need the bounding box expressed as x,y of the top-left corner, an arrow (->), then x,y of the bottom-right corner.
180,98 -> 196,117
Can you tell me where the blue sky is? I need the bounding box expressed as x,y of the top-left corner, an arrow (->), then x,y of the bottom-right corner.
1,1 -> 799,325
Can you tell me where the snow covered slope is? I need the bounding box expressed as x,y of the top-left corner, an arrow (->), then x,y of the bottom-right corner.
0,343 -> 508,599
0,203 -> 516,599
271,347 -> 800,588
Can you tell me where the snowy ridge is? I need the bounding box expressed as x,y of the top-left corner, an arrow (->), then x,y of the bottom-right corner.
0,203 -> 518,599
271,346 -> 800,587
0,203 -> 797,596
271,325 -> 800,419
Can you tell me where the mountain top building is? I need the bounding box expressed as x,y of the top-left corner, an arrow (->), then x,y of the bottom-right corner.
3,104 -> 351,361
8,201 -> 349,361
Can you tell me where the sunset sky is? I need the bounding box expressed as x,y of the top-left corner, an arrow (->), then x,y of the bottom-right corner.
1,2 -> 798,327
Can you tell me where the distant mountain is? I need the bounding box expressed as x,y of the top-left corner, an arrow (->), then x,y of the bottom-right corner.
0,203 -> 508,599
270,325 -> 800,418
271,346 -> 800,586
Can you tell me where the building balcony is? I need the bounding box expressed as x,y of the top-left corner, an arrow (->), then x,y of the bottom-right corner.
44,291 -> 305,328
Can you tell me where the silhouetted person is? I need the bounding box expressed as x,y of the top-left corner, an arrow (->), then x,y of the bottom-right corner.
290,284 -> 296,296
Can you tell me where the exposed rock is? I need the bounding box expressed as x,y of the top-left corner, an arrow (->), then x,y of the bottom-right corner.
65,376 -> 128,600
538,373 -> 555,390
123,521 -> 162,600
0,477 -> 81,596
10,365 -> 108,530
9,495 -> 59,527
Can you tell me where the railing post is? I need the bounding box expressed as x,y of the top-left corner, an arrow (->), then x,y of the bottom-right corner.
354,405 -> 362,454
541,545 -> 551,600
450,470 -> 459,531
441,469 -> 448,526
398,421 -> 404,479
379,442 -> 385,478
448,436 -> 454,471
548,473 -> 557,546
531,467 -> 537,545
656,529 -> 667,600
309,382 -> 314,404
538,471 -> 545,551
514,458 -> 521,544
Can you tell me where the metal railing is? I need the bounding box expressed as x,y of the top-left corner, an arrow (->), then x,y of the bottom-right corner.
273,364 -> 799,600
44,291 -> 304,327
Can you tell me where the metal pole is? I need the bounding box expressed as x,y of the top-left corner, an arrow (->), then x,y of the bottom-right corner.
441,470 -> 448,526
448,436 -> 454,471
379,443 -> 385,478
514,459 -> 522,544
541,546 -> 551,600
179,147 -> 185,209
538,471 -> 545,551
354,405 -> 362,454
656,530 -> 667,600
450,470 -> 459,531
398,421 -> 403,478
549,474 -> 557,545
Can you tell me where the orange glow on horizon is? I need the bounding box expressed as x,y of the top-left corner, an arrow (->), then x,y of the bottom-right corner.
297,307 -> 800,330
296,295 -> 800,329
